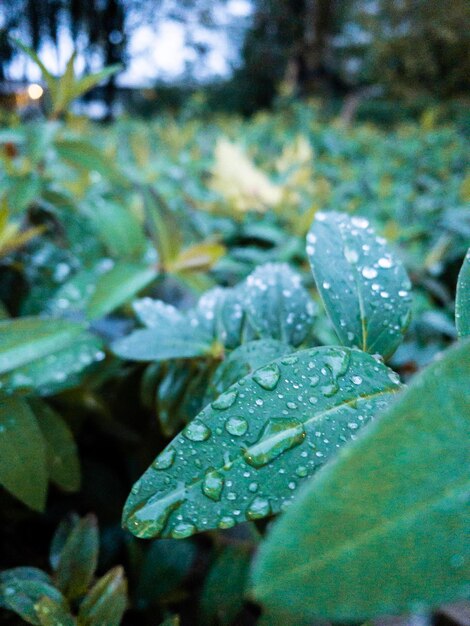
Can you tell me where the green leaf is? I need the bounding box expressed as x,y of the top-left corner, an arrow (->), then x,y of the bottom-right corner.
0,317 -> 86,374
112,324 -> 213,362
0,396 -> 47,511
78,566 -> 127,626
86,262 -> 157,320
307,212 -> 412,358
31,399 -> 80,493
80,198 -> 147,260
52,51 -> 77,116
35,596 -> 76,626
54,514 -> 99,601
242,263 -> 316,347
456,248 -> 470,338
208,339 -> 292,399
0,319 -> 104,396
55,139 -> 125,184
122,346 -> 402,539
200,545 -> 251,626
69,65 -> 121,103
50,515 -> 80,571
252,339 -> 470,621
0,568 -> 67,626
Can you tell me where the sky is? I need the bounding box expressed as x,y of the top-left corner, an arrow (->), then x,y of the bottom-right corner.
5,0 -> 253,86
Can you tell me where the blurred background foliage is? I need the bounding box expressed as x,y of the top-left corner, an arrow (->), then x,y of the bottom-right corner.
0,1 -> 469,625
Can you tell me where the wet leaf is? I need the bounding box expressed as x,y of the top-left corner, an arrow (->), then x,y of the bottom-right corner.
0,396 -> 47,511
456,248 -> 470,338
54,514 -> 99,601
0,318 -> 87,374
78,566 -> 127,626
208,339 -> 292,399
31,399 -> 80,493
252,339 -> 470,621
242,263 -> 316,347
0,320 -> 104,396
0,567 -> 67,625
122,346 -> 402,538
112,325 -> 213,362
307,212 -> 412,358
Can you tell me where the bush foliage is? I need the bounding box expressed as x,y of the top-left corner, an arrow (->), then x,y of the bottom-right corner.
0,59 -> 469,625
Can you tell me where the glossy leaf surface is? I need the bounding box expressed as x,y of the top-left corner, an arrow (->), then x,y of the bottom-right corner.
112,326 -> 213,362
242,263 -> 316,347
0,320 -> 104,396
307,212 -> 411,358
123,347 -> 402,538
252,339 -> 470,621
456,248 -> 470,338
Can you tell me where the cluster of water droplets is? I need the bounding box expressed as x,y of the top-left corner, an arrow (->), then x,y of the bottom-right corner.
307,211 -> 412,355
128,263 -> 316,361
0,320 -> 105,395
124,346 -> 401,539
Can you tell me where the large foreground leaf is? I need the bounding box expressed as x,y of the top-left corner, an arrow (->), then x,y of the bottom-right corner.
0,396 -> 47,510
252,339 -> 470,621
307,212 -> 411,358
456,248 -> 470,338
122,346 -> 402,539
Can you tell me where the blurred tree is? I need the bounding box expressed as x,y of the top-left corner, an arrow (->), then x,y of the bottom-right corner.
354,0 -> 470,99
224,0 -> 349,114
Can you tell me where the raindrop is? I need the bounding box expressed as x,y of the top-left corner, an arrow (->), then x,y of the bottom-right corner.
225,416 -> 248,436
152,447 -> 176,470
351,375 -> 363,385
243,418 -> 306,467
362,267 -> 378,279
344,247 -> 359,264
218,516 -> 235,529
321,382 -> 339,397
171,522 -> 196,539
253,363 -> 281,390
183,419 -> 211,442
212,389 -> 238,410
126,490 -> 184,538
378,256 -> 393,269
202,469 -> 225,501
246,496 -> 271,520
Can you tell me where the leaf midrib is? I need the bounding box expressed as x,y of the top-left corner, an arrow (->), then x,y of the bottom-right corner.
128,385 -> 401,520
257,476 -> 470,595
